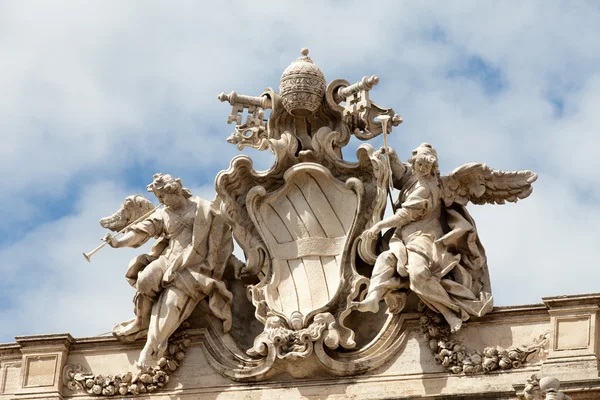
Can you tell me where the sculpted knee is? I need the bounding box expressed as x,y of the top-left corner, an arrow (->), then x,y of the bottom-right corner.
376,250 -> 397,268
136,270 -> 160,298
136,277 -> 152,297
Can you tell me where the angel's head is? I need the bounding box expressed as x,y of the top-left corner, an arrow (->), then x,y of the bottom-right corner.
147,173 -> 192,206
409,143 -> 439,177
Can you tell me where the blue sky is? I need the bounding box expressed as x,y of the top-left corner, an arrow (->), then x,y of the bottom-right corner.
1,1 -> 600,343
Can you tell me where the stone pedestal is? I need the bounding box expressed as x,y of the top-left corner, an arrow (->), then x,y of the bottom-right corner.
541,294 -> 600,382
5,334 -> 73,400
2,294 -> 600,399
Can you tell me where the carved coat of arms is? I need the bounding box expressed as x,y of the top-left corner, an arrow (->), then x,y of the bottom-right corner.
213,50 -> 398,378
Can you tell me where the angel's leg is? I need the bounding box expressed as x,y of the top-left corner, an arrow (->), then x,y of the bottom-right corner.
113,259 -> 166,338
355,250 -> 406,313
112,293 -> 153,339
138,287 -> 202,368
405,250 -> 463,332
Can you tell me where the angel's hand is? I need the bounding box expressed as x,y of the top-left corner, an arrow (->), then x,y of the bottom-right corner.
375,147 -> 394,158
365,226 -> 380,239
102,233 -> 119,248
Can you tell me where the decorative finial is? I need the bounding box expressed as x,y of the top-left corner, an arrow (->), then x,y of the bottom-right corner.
301,48 -> 309,56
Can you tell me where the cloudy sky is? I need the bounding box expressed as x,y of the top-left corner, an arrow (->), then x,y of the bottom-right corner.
1,1 -> 599,343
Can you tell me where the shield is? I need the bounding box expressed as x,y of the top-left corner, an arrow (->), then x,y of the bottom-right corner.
247,162 -> 360,323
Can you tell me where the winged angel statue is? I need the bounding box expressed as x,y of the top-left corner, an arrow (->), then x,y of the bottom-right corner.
98,174 -> 243,368
355,143 -> 537,332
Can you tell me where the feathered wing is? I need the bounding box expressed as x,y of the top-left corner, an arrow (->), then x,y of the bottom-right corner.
440,163 -> 538,207
99,194 -> 156,231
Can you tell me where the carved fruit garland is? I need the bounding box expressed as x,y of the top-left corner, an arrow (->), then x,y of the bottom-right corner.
63,323 -> 191,396
420,312 -> 549,375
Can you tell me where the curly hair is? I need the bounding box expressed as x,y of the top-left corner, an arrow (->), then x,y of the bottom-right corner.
408,143 -> 440,176
146,173 -> 192,198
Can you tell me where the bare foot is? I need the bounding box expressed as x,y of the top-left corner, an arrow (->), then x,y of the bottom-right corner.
137,346 -> 155,369
437,307 -> 463,334
353,296 -> 381,313
134,360 -> 148,371
450,319 -> 462,333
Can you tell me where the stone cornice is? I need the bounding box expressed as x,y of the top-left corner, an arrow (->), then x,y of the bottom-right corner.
543,292 -> 600,309
14,333 -> 74,354
0,301 -> 563,350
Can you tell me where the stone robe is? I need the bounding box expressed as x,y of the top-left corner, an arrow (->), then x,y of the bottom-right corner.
113,196 -> 233,363
369,168 -> 493,323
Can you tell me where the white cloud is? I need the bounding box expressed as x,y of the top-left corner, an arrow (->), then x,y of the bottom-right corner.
0,181 -> 144,340
470,174 -> 600,304
1,0 -> 600,341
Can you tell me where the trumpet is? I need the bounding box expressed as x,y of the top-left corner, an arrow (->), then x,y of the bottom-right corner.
83,203 -> 164,262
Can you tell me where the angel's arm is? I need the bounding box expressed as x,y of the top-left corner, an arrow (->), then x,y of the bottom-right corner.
386,149 -> 408,188
369,186 -> 430,234
107,216 -> 164,249
109,230 -> 148,248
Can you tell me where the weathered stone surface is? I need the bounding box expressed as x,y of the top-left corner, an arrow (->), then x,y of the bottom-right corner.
5,48 -> 589,399
2,295 -> 600,399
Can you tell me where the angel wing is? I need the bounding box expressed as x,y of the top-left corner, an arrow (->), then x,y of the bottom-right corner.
99,194 -> 156,231
440,163 -> 538,207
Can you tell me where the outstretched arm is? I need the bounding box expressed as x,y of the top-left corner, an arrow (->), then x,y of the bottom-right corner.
104,217 -> 163,249
367,185 -> 430,236
386,148 -> 408,188
105,230 -> 149,248
376,147 -> 407,188
368,212 -> 406,235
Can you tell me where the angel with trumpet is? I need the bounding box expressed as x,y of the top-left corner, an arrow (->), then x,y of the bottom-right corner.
355,143 -> 537,332
89,173 -> 243,368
